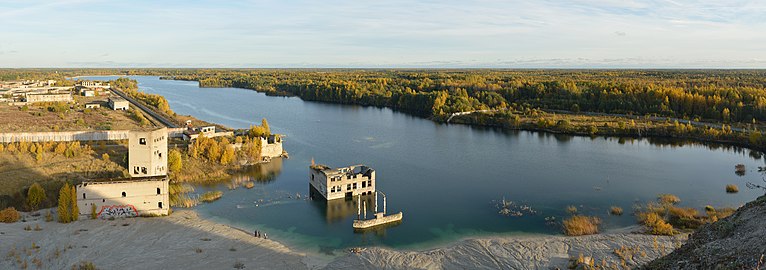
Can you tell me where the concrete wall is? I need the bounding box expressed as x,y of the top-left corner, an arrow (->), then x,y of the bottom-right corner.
0,130 -> 130,143
129,128 -> 167,178
0,128 -> 185,143
76,178 -> 169,218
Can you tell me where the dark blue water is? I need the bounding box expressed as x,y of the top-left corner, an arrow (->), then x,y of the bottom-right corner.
81,76 -> 764,254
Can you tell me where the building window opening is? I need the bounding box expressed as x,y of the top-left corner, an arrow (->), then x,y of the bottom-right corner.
362,182 -> 367,188
122,191 -> 126,197
83,193 -> 86,199
158,202 -> 163,209
139,138 -> 147,145
133,166 -> 140,174
102,199 -> 105,203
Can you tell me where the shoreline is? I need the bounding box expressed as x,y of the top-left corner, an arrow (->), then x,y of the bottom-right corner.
0,209 -> 686,269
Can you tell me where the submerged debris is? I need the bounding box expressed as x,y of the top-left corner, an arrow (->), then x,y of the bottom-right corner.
493,197 -> 537,217
735,164 -> 746,176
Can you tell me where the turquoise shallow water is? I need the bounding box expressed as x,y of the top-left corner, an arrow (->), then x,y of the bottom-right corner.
81,75 -> 764,254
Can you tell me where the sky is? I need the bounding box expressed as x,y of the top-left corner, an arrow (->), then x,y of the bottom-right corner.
0,0 -> 764,68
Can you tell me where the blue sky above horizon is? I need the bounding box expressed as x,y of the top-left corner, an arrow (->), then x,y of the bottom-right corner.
0,0 -> 764,68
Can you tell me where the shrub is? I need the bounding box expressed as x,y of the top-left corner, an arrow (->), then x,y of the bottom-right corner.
565,205 -> 578,214
0,207 -> 21,223
71,261 -> 97,270
90,204 -> 97,220
609,206 -> 623,216
563,215 -> 601,236
200,191 -> 223,202
725,184 -> 739,193
26,183 -> 47,211
657,194 -> 681,205
244,182 -> 255,189
45,211 -> 53,222
639,212 -> 675,235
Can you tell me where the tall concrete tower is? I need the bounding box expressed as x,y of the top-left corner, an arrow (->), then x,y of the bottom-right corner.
129,128 -> 168,177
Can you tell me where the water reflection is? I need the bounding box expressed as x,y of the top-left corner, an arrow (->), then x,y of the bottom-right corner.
309,186 -> 376,224
230,158 -> 284,186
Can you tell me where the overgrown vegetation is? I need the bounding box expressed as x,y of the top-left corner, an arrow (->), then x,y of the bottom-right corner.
562,215 -> 601,236
725,184 -> 739,193
635,194 -> 736,235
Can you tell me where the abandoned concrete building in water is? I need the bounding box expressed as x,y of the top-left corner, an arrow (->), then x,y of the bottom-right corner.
76,128 -> 170,218
309,164 -> 376,200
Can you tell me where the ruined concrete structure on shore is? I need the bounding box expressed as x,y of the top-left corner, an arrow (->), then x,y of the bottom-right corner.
76,128 -> 170,218
310,164 -> 375,200
129,128 -> 168,177
76,176 -> 169,218
260,134 -> 284,159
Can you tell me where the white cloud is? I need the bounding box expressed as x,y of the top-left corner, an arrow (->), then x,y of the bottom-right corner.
0,0 -> 763,67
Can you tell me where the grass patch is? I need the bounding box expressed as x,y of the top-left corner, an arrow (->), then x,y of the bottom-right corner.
725,184 -> 739,193
565,205 -> 578,214
609,206 -> 623,216
562,215 -> 601,236
200,191 -> 223,203
71,261 -> 97,270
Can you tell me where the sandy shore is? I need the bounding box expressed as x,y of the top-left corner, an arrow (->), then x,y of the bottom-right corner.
0,210 -> 322,270
0,211 -> 685,269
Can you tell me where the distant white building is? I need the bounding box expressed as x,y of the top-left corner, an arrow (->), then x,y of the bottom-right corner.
78,81 -> 111,89
24,93 -> 73,103
108,97 -> 129,110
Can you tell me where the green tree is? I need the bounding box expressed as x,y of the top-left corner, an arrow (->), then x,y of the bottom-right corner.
90,204 -> 97,219
70,184 -> 79,221
220,144 -> 235,165
57,183 -> 72,223
168,149 -> 183,174
26,183 -> 46,211
261,118 -> 270,136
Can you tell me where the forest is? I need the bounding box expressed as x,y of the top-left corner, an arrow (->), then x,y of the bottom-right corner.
154,69 -> 766,125
4,69 -> 766,149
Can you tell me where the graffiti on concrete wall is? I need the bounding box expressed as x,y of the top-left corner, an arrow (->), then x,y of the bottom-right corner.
98,205 -> 138,219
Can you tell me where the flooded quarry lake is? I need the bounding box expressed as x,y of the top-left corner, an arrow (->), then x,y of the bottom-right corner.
82,76 -> 764,253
